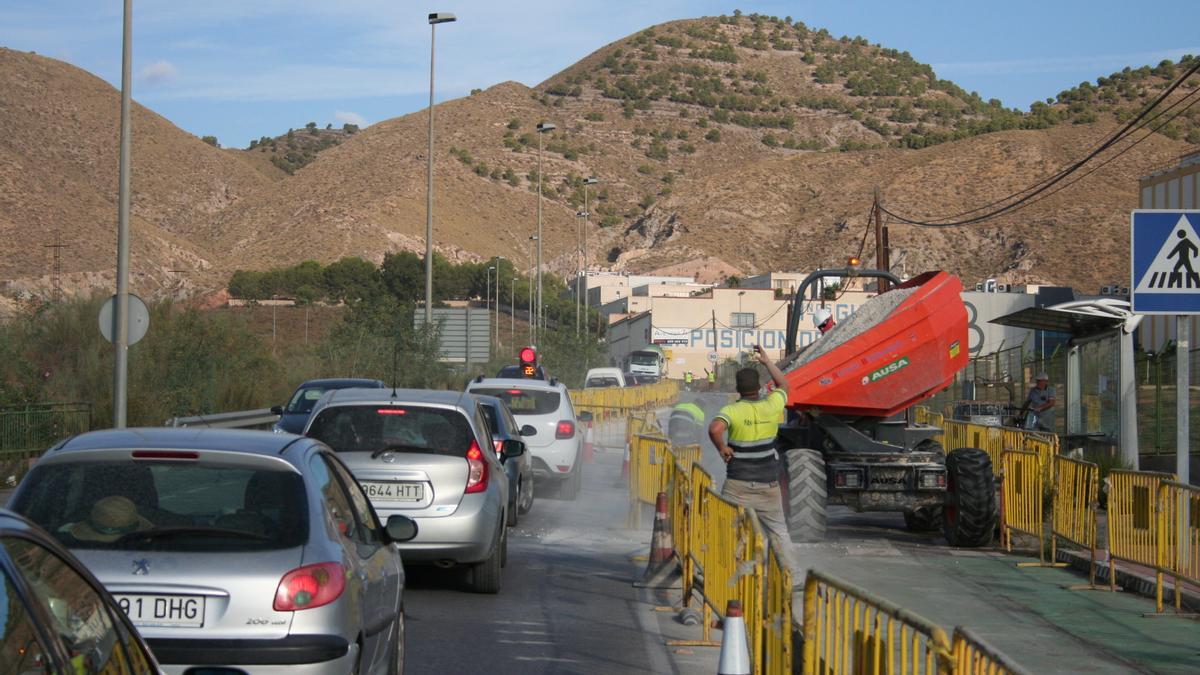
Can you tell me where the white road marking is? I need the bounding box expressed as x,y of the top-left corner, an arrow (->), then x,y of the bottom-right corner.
498,640 -> 555,645
514,656 -> 581,663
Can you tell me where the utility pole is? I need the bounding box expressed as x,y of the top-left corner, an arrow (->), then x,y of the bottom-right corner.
873,189 -> 889,293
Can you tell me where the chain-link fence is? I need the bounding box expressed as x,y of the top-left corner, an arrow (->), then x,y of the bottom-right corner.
928,340 -> 1200,459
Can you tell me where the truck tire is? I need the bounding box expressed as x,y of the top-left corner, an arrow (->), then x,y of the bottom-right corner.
903,507 -> 942,532
786,448 -> 827,543
942,448 -> 998,548
904,440 -> 945,532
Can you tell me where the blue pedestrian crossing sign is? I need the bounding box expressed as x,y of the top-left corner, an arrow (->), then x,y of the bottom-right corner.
1132,210 -> 1200,315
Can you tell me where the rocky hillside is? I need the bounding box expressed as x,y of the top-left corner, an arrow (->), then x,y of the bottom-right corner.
0,47 -> 273,299
1,13 -> 1197,303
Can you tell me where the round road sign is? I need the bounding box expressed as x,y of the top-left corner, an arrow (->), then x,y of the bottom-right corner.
707,350 -> 720,364
98,293 -> 151,345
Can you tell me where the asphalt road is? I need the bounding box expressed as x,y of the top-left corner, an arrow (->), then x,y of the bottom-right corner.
402,447 -> 708,675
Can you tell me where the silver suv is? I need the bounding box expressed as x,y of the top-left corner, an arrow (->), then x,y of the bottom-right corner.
465,377 -> 584,500
305,388 -> 518,594
9,428 -> 416,675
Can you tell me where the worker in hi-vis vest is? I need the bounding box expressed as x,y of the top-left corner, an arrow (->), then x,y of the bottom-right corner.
668,400 -> 706,446
708,344 -> 795,569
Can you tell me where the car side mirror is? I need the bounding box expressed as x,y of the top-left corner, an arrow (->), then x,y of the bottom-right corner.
270,405 -> 284,416
501,439 -> 526,460
577,411 -> 593,423
520,425 -> 537,437
385,515 -> 419,543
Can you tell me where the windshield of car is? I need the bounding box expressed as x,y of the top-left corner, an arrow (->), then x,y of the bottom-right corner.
630,353 -> 658,365
307,405 -> 474,456
12,462 -> 308,552
470,388 -> 561,416
285,386 -> 327,414
586,377 -> 620,388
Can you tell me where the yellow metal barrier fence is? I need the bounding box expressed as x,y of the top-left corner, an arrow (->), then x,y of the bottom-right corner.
801,570 -> 953,675
1106,469 -> 1176,594
764,542 -> 794,675
1156,480 -> 1200,613
1000,450 -> 1059,566
951,627 -> 1032,675
630,433 -> 670,507
1051,456 -> 1101,585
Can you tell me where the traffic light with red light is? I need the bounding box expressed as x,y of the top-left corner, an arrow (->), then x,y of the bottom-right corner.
519,347 -> 538,378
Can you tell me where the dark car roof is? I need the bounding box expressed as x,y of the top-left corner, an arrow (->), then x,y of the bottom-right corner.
297,378 -> 386,389
46,427 -> 316,457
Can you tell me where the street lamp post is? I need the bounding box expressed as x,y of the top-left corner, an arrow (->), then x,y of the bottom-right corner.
574,209 -> 586,336
486,265 -> 494,356
112,0 -> 134,428
493,256 -> 504,350
510,277 -> 517,349
582,177 -> 597,339
535,122 -> 555,343
424,12 -> 456,328
527,235 -> 538,345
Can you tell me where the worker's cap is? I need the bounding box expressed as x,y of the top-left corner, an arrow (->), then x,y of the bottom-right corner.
1035,372 -> 1049,381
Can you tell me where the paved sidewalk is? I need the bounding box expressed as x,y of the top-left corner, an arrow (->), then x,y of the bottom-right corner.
790,511 -> 1200,674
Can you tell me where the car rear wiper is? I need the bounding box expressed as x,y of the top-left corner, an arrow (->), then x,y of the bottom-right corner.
370,444 -> 429,459
115,527 -> 271,543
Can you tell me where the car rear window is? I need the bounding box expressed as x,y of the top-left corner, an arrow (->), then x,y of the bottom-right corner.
586,377 -> 621,388
307,405 -> 474,456
471,388 -> 560,416
12,462 -> 308,552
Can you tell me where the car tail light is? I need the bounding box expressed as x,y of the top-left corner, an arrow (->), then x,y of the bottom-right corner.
465,441 -> 489,494
919,471 -> 946,489
556,420 -> 575,439
274,562 -> 345,611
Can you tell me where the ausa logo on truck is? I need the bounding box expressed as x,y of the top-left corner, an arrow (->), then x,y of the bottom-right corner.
862,357 -> 910,385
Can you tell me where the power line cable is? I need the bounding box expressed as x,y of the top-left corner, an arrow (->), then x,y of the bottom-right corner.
881,60 -> 1200,228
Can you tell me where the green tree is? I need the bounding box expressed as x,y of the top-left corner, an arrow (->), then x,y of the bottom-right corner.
201,135 -> 219,147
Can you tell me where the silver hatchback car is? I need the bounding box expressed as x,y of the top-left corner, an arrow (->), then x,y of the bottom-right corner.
9,428 -> 417,675
304,388 -> 518,594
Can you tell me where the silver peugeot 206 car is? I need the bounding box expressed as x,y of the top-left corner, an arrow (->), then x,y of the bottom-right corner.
304,388 -> 519,594
9,427 -> 417,675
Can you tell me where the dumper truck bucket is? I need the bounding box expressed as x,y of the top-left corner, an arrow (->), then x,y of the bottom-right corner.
779,271 -> 968,418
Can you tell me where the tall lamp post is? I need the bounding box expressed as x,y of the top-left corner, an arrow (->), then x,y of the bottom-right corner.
510,276 -> 517,349
535,121 -> 555,343
527,235 -> 538,345
486,265 -> 494,357
112,0 -> 134,428
574,210 -> 586,335
581,176 -> 597,339
493,256 -> 505,350
424,12 -> 456,327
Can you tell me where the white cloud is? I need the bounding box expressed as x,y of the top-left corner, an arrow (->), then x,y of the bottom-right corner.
138,59 -> 179,87
334,110 -> 369,127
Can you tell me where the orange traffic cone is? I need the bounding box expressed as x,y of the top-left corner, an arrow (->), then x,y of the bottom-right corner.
634,492 -> 680,588
583,418 -> 595,462
621,442 -> 631,480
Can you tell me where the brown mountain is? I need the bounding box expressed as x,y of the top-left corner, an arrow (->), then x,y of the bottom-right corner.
0,48 -> 274,301
1,13 -> 1196,303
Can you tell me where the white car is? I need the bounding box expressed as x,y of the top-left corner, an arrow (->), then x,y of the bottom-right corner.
584,367 -> 625,388
466,377 -> 585,500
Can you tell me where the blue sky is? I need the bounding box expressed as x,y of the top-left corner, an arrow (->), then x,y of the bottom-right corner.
4,1 -> 1199,148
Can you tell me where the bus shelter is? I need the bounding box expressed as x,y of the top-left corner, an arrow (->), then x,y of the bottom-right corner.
991,299 -> 1142,468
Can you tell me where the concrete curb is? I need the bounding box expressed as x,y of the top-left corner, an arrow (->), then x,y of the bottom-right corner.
1054,547 -> 1200,612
